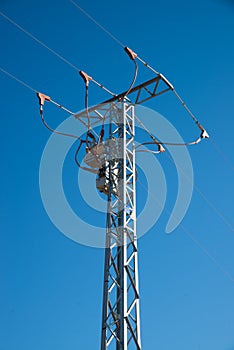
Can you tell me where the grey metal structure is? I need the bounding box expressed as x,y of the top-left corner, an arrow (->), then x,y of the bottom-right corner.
73,77 -> 171,350
100,102 -> 140,350
37,65 -> 208,349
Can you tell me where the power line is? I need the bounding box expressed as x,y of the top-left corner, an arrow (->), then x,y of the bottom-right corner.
65,2 -> 193,121
134,115 -> 233,233
0,11 -> 79,71
2,4 -> 233,278
164,151 -> 234,233
0,67 -> 71,112
69,0 -> 234,234
137,177 -> 234,283
0,67 -> 37,93
193,182 -> 233,232
68,0 -> 234,173
0,10 -> 115,96
2,61 -> 232,238
68,0 -> 125,48
182,225 -> 234,282
0,66 -> 101,140
2,63 -> 232,237
0,8 -> 207,141
2,5 -> 233,349
210,138 -> 234,172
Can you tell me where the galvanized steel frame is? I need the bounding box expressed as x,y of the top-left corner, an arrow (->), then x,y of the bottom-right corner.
74,77 -> 167,349
100,102 -> 141,350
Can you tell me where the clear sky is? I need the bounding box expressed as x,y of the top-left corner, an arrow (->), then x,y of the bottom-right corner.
1,0 -> 234,349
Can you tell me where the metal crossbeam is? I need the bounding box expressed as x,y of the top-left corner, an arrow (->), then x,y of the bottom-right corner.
104,76 -> 170,105
74,76 -> 171,128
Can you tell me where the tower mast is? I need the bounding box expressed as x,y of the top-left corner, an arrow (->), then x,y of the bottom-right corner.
37,69 -> 208,350
100,102 -> 141,349
72,76 -> 175,349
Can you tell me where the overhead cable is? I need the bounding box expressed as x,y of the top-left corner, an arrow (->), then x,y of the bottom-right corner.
68,0 -> 125,48
0,10 -> 115,97
68,2 -> 209,140
137,177 -> 234,283
0,67 -> 37,93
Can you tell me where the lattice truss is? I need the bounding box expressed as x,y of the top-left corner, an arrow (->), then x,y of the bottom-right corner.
36,41 -> 209,348
75,102 -> 141,350
100,103 -> 141,350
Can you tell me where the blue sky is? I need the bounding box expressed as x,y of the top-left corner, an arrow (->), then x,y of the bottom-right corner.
1,0 -> 234,349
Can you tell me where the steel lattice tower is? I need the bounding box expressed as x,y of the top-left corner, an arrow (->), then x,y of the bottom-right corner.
37,43 -> 209,349
72,76 -> 172,350
100,102 -> 141,349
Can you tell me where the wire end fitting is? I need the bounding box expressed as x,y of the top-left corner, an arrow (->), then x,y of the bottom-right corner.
124,47 -> 137,60
158,144 -> 165,153
201,129 -> 209,139
198,123 -> 209,139
37,92 -> 51,106
37,92 -> 51,114
79,70 -> 92,86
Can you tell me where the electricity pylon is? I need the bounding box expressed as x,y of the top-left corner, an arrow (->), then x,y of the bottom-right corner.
100,102 -> 140,349
38,69 -> 208,349
73,77 -> 171,350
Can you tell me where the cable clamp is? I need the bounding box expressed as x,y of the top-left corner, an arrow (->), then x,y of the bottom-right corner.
197,123 -> 209,139
124,47 -> 137,60
79,70 -> 92,86
37,92 -> 51,106
158,144 -> 165,153
201,129 -> 209,139
37,92 -> 51,114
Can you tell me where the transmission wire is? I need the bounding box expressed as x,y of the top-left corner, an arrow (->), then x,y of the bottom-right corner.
1,5 -> 233,241
1,62 -> 232,237
134,115 -> 233,233
210,139 -> 234,172
0,10 -> 115,96
137,177 -> 234,283
0,11 -> 79,71
68,0 -> 125,48
2,65 -> 233,283
164,151 -> 233,232
66,1 -> 234,233
0,67 -> 37,93
68,0 -> 234,171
